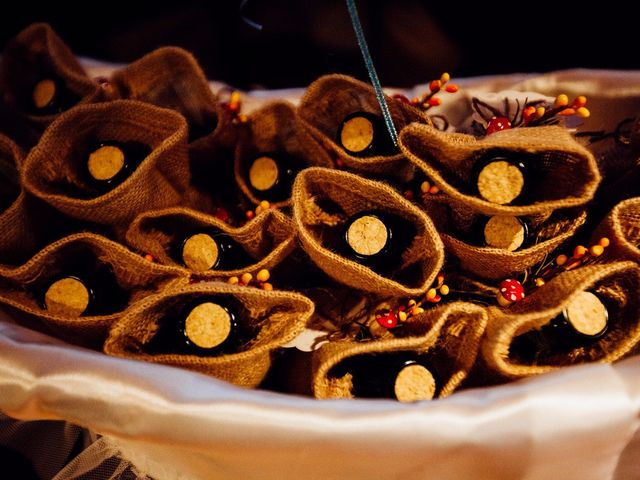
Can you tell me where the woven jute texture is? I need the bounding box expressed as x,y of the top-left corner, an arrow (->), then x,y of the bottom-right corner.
292,167 -> 444,297
312,301 -> 488,399
399,123 -> 601,217
481,261 -> 640,380
0,233 -> 186,349
0,23 -> 103,145
297,74 -> 430,182
104,283 -> 314,388
125,207 -> 296,278
235,101 -> 333,208
443,210 -> 587,280
110,46 -> 234,149
22,100 -> 190,230
593,197 -> 640,265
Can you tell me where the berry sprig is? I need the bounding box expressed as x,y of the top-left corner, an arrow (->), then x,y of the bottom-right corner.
523,94 -> 591,127
393,73 -> 459,111
227,268 -> 273,291
245,200 -> 276,221
403,179 -> 440,201
221,90 -> 248,124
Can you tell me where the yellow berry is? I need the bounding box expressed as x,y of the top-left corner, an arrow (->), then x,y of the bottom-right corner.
426,288 -> 437,300
414,307 -> 425,315
554,94 -> 569,107
536,106 -> 546,118
261,282 -> 273,291
556,254 -> 568,266
440,284 -> 450,295
398,311 -> 407,322
241,272 -> 253,284
420,181 -> 431,193
259,200 -> 270,209
230,91 -> 241,104
228,276 -> 239,285
599,237 -> 610,247
576,107 -> 590,118
590,245 -> 605,257
256,269 -> 270,282
534,277 -> 546,287
574,245 -> 588,258
255,206 -> 264,215
440,72 -> 450,83
408,299 -> 417,307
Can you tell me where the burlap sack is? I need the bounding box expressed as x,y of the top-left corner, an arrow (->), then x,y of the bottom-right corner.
110,46 -> 232,147
125,207 -> 296,278
22,100 -> 190,231
292,167 -> 444,297
0,233 -> 186,349
103,283 -> 314,388
0,23 -> 103,145
312,302 -> 488,400
235,101 -> 333,208
442,209 -> 587,280
592,197 -> 640,264
297,74 -> 429,182
399,124 -> 600,219
481,261 -> 640,380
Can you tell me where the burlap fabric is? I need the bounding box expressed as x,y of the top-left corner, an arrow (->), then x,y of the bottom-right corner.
235,101 -> 332,208
104,283 -> 314,388
0,233 -> 185,349
481,261 -> 640,380
442,210 -> 587,280
297,74 -> 429,182
110,46 -> 232,148
125,207 -> 296,278
593,197 -> 640,264
292,167 -> 444,297
399,124 -> 600,220
312,301 -> 488,399
0,23 -> 103,145
22,100 -> 190,231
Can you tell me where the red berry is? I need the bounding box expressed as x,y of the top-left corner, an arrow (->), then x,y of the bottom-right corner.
485,116 -> 512,135
214,207 -> 230,223
376,311 -> 398,329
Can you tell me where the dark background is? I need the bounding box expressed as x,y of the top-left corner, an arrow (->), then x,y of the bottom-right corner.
0,0 -> 636,89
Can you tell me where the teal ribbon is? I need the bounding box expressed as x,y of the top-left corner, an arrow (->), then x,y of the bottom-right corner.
346,0 -> 398,147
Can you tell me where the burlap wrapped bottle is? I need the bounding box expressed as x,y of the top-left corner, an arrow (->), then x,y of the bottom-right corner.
292,167 -> 444,297
0,233 -> 186,349
399,123 -> 600,221
21,100 -> 190,234
0,23 -> 104,146
125,207 -> 296,278
103,283 -> 314,388
234,101 -> 333,208
592,197 -> 640,264
110,46 -> 232,148
312,302 -> 488,400
297,74 -> 429,182
481,261 -> 640,381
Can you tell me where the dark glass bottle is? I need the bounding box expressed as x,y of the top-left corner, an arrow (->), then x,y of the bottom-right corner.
331,353 -> 440,402
246,152 -> 301,202
511,290 -> 609,361
473,152 -> 529,205
336,111 -> 397,157
27,60 -> 80,115
39,263 -> 129,317
341,210 -> 411,275
83,140 -> 151,193
175,229 -> 253,272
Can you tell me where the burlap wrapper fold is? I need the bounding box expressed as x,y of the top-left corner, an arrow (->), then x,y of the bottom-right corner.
22,100 -> 190,231
292,167 -> 444,297
0,233 -> 185,349
593,197 -> 640,264
399,124 -> 600,218
297,74 -> 429,181
110,46 -> 232,148
442,209 -> 587,280
481,261 -> 640,380
312,302 -> 488,399
125,207 -> 296,278
0,23 -> 103,140
235,101 -> 333,208
103,283 -> 314,388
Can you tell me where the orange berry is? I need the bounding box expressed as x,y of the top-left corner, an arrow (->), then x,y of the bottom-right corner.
429,80 -> 441,92
573,95 -> 587,107
576,107 -> 590,118
556,254 -> 568,266
241,272 -> 253,284
259,200 -> 270,210
573,245 -> 588,258
599,237 -> 610,247
143,253 -> 154,262
245,210 -> 255,220
428,97 -> 442,107
426,288 -> 437,300
554,94 -> 569,107
590,245 -> 605,257
256,269 -> 270,282
429,185 -> 440,194
228,276 -> 239,285
445,84 -> 459,93
534,277 -> 546,287
420,181 -> 431,193
559,108 -> 576,116
261,282 -> 274,291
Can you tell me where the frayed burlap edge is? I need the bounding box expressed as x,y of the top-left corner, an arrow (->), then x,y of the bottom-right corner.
593,197 -> 640,264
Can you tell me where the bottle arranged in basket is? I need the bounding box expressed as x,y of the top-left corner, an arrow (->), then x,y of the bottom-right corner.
472,150 -> 532,205
28,65 -> 79,115
330,352 -> 440,402
336,112 -> 397,157
174,229 -> 253,273
246,152 -> 303,202
82,140 -> 151,193
511,290 -> 609,360
39,264 -> 130,317
476,215 -> 530,251
341,210 -> 413,275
